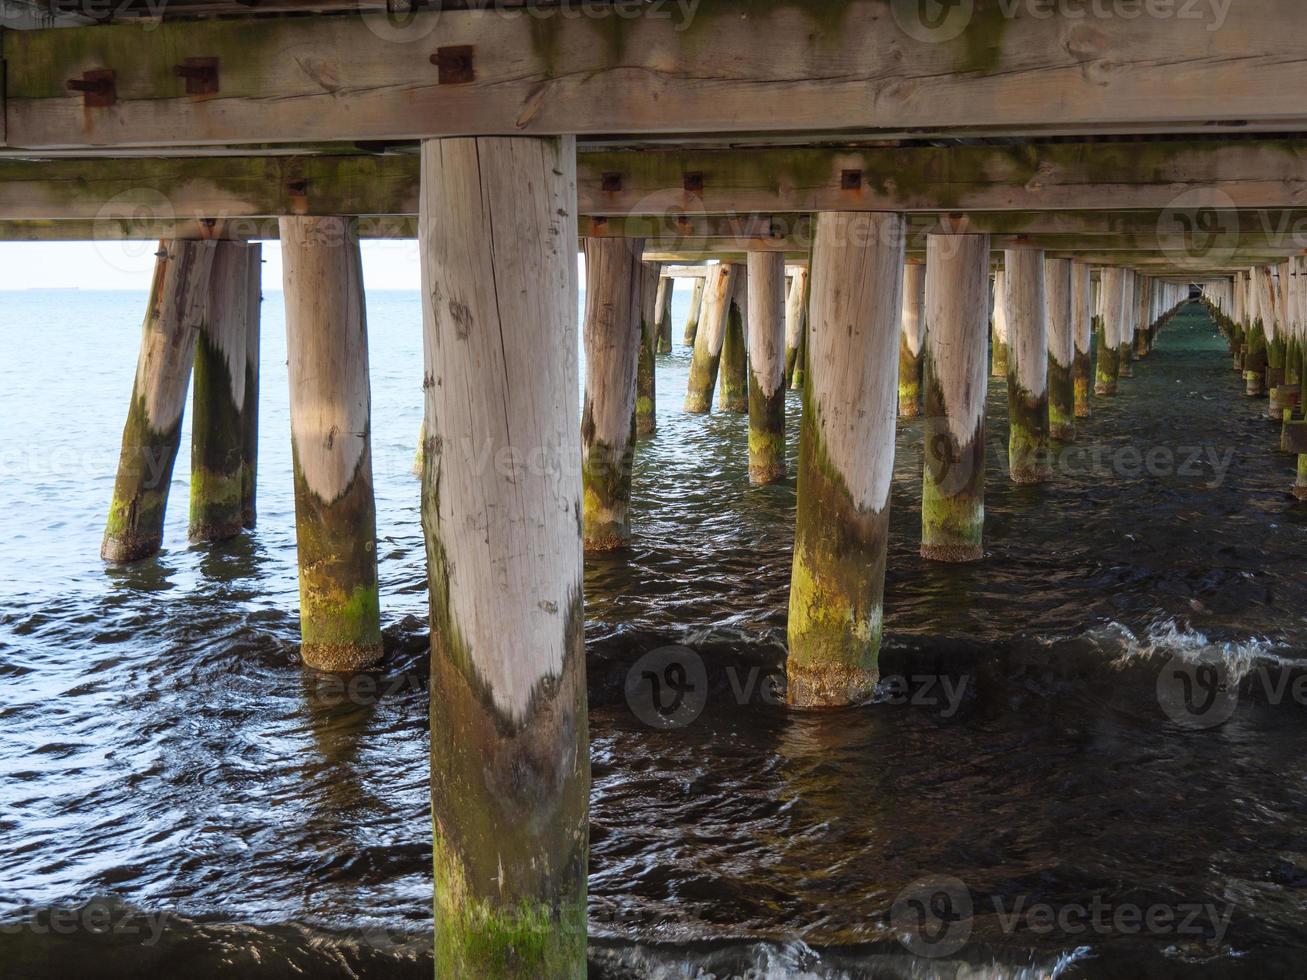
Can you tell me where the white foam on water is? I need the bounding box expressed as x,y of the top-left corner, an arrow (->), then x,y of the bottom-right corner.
1093,618 -> 1293,685
590,939 -> 1091,980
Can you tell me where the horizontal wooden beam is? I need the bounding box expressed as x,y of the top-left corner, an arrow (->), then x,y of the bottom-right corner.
9,139 -> 1307,224
578,141 -> 1307,216
0,156 -> 416,222
1045,251 -> 1298,270
8,2 -> 1307,150
7,212 -> 1305,265
0,216 -> 414,240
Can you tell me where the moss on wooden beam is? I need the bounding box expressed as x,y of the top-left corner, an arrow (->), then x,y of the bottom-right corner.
0,155 -> 417,220
11,141 -> 1307,224
12,1 -> 1307,148
579,140 -> 1307,216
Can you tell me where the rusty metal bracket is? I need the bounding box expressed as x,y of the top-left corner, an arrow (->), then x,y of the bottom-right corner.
286,178 -> 309,214
174,58 -> 219,96
431,46 -> 475,85
66,69 -> 115,108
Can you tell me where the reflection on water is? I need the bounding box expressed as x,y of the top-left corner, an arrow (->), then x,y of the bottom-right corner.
3,294 -> 1307,977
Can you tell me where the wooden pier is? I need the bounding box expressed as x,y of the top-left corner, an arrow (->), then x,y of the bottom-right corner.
4,1 -> 1304,974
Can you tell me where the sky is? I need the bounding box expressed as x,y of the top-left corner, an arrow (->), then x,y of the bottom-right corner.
0,240 -> 426,291
0,240 -> 592,292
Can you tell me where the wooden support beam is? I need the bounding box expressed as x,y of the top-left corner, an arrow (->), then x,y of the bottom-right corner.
1005,248 -> 1052,484
1071,261 -> 1093,419
581,237 -> 643,549
16,208 -> 1303,244
189,239 -> 256,543
1096,266 -> 1127,395
579,140 -> 1307,217
418,135 -> 587,979
921,233 -> 989,563
240,244 -> 262,529
898,260 -> 925,418
9,140 -> 1307,223
787,211 -> 903,708
636,259 -> 660,437
683,263 -> 736,413
1044,257 -> 1076,443
991,270 -> 1009,378
681,276 -> 704,347
717,268 -> 748,414
653,274 -> 673,353
1045,251 -> 1305,269
783,266 -> 808,389
102,239 -> 214,562
280,215 -> 382,672
25,215 -> 1301,257
9,2 -> 1307,149
746,251 -> 786,485
1117,268 -> 1136,378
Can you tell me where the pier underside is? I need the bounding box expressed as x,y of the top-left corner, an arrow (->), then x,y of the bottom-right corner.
3,2 -> 1306,977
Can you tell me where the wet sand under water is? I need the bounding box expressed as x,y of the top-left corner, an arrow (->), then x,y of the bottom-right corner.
4,298 -> 1307,978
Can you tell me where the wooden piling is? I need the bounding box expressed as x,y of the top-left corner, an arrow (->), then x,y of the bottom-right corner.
1096,267 -> 1125,396
102,239 -> 214,563
240,244 -> 262,529
787,211 -> 903,708
746,251 -> 787,485
991,270 -> 1010,378
280,216 -> 382,673
1072,261 -> 1093,418
582,237 -> 644,549
1239,270 -> 1253,374
1005,249 -> 1052,484
684,264 -> 735,413
1231,271 -> 1248,372
1044,257 -> 1076,442
682,277 -> 704,347
1291,258 -> 1307,395
1117,269 -> 1136,379
412,421 -> 426,478
1135,274 -> 1153,358
636,260 -> 660,437
419,136 -> 588,980
654,274 -> 674,354
1265,264 -> 1288,412
718,268 -> 749,414
784,267 -> 809,389
899,260 -> 926,418
1287,270 -> 1302,388
189,240 -> 253,543
1247,265 -> 1273,397
921,234 -> 990,563
784,273 -> 805,394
